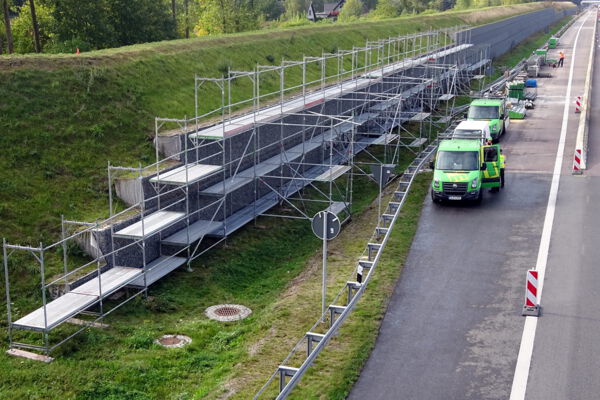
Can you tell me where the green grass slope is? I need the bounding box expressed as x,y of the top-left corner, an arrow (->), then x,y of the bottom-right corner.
0,2 -> 568,245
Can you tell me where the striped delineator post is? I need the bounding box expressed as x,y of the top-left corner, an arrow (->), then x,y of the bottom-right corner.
575,96 -> 582,113
573,148 -> 583,174
522,270 -> 541,317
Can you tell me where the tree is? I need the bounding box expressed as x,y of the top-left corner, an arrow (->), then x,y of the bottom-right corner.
184,0 -> 189,38
2,0 -> 13,53
48,0 -> 176,50
108,0 -> 176,46
29,0 -> 40,52
11,2 -> 54,53
283,0 -> 305,19
195,0 -> 257,35
50,0 -> 115,49
372,0 -> 400,18
338,0 -> 363,21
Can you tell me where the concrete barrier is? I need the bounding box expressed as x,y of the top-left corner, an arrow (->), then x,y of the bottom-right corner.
572,12 -> 596,174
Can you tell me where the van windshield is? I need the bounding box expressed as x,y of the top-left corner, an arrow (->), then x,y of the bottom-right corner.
468,105 -> 499,119
436,151 -> 479,171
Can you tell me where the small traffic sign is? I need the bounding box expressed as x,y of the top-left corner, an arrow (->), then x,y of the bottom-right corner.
311,211 -> 341,240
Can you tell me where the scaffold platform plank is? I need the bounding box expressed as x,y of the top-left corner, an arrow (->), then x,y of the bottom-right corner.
409,138 -> 428,147
13,292 -> 98,331
161,220 -> 224,246
113,211 -> 185,239
13,267 -> 142,332
325,201 -> 349,215
369,134 -> 399,145
438,94 -> 455,101
72,267 -> 142,296
202,131 -> 330,196
221,193 -> 279,235
473,74 -> 485,80
313,165 -> 351,182
128,256 -> 187,287
6,349 -> 54,363
410,112 -> 431,122
149,164 -> 222,185
370,99 -> 401,112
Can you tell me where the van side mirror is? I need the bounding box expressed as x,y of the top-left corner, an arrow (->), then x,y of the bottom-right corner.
429,160 -> 435,169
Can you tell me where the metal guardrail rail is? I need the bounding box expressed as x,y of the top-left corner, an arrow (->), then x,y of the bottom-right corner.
254,34 -> 510,399
254,138 -> 440,400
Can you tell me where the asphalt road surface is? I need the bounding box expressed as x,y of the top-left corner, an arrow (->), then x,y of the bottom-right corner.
349,11 -> 597,400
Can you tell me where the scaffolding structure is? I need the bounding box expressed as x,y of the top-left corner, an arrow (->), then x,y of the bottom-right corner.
3,26 -> 490,357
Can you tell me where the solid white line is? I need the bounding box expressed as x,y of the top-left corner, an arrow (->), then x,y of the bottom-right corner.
509,12 -> 591,400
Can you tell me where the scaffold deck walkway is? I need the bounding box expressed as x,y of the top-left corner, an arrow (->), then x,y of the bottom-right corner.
129,256 -> 187,287
149,163 -> 222,185
162,220 -> 224,245
188,44 -> 472,141
113,211 -> 185,239
13,267 -> 142,331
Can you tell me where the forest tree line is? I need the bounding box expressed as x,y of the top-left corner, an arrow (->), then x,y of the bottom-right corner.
0,0 -> 532,54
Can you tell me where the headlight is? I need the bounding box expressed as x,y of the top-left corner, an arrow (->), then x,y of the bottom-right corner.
434,178 -> 440,188
471,178 -> 478,189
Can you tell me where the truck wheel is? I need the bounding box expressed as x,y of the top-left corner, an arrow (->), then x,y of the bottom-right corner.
476,190 -> 483,203
431,190 -> 440,204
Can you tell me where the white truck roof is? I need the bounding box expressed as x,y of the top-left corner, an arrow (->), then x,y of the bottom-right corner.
452,120 -> 491,141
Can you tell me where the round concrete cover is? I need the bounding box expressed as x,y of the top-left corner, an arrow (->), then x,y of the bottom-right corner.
155,334 -> 192,348
205,304 -> 252,322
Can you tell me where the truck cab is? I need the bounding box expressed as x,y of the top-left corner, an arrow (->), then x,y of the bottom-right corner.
467,98 -> 509,142
430,139 -> 502,203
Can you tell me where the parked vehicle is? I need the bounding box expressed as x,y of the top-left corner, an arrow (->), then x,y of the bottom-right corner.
467,98 -> 509,142
430,130 -> 502,203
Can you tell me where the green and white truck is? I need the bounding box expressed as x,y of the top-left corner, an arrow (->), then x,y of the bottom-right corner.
467,98 -> 509,142
430,126 -> 502,203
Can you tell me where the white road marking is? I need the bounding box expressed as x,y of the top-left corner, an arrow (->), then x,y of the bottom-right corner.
509,12 -> 591,400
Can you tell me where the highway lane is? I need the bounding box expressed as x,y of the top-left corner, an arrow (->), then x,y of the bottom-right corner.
349,12 -> 593,400
524,10 -> 600,400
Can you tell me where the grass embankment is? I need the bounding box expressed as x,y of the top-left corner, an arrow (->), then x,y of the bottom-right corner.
0,3 -> 575,399
0,2 -> 569,246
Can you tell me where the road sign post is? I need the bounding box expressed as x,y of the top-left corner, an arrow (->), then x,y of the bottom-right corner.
311,210 -> 341,320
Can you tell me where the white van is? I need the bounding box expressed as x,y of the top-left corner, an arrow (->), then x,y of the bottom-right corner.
451,120 -> 492,143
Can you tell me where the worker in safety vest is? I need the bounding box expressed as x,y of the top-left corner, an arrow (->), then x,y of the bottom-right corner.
500,149 -> 506,188
558,51 -> 565,68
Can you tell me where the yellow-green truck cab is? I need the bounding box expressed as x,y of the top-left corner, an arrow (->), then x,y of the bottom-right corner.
467,98 -> 509,143
430,139 -> 502,203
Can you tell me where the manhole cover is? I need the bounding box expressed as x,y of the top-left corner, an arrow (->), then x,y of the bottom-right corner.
154,334 -> 192,348
205,304 -> 252,322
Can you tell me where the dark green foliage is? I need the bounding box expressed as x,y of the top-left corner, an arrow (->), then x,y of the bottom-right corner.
48,0 -> 176,50
108,0 -> 177,46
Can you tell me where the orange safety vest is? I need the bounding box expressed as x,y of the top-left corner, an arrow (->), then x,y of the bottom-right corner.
559,51 -> 565,59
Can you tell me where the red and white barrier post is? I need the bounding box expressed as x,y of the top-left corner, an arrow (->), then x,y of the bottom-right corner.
573,148 -> 583,174
522,269 -> 541,317
575,96 -> 582,113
